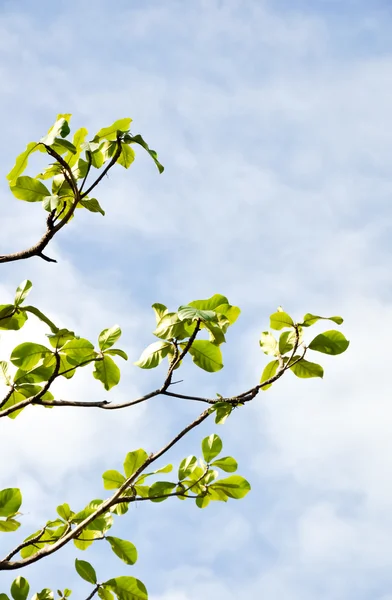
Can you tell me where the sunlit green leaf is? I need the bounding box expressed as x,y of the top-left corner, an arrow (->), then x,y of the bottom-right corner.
94,119 -> 132,142
178,456 -> 198,480
124,449 -> 148,478
259,331 -> 278,356
40,115 -> 71,145
308,330 -> 349,355
0,305 -> 27,331
104,348 -> 128,360
78,197 -> 105,215
214,402 -> 233,424
151,303 -> 168,324
11,177 -> 50,203
0,519 -> 21,532
260,359 -> 279,391
188,340 -> 223,372
270,311 -> 294,330
106,536 -> 137,565
178,306 -> 217,322
102,470 -> 126,490
7,142 -> 40,184
104,576 -> 147,600
134,341 -> 171,369
14,280 -> 32,307
210,475 -> 251,499
202,434 -> 222,462
148,481 -> 176,502
10,343 -> 52,371
126,133 -> 164,173
301,313 -> 344,327
93,356 -> 120,390
211,456 -> 238,473
98,326 -> 121,351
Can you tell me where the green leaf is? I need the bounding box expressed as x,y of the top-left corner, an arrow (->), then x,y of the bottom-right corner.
210,475 -> 251,499
93,356 -> 120,390
99,326 -> 121,351
78,197 -> 105,216
278,330 -> 299,354
56,503 -> 72,521
75,559 -> 97,584
126,133 -> 164,173
10,177 -> 50,203
14,280 -> 32,307
117,144 -> 135,168
106,536 -> 137,565
102,470 -> 126,490
308,330 -> 349,355
7,142 -> 40,184
0,594 -> 10,600
260,359 -> 279,391
11,577 -> 30,600
151,303 -> 168,324
40,115 -> 71,145
1,390 -> 26,419
196,495 -> 210,509
135,464 -> 173,485
31,589 -> 54,600
124,449 -> 148,478
47,329 -> 75,350
0,518 -> 21,532
189,294 -> 229,311
148,481 -> 176,502
104,348 -> 128,360
178,456 -> 198,480
98,588 -> 114,600
202,434 -> 222,462
211,456 -> 238,473
94,118 -> 132,142
188,340 -> 223,372
0,488 -> 22,517
104,576 -> 147,600
214,402 -> 233,425
61,338 -> 95,365
153,313 -> 189,340
202,321 -> 226,345
23,306 -> 59,333
42,194 -> 60,212
14,364 -> 55,385
178,306 -> 217,322
301,313 -> 344,327
270,311 -> 294,330
290,358 -> 324,378
0,305 -> 27,331
259,332 -> 278,356
134,341 -> 171,369
214,303 -> 241,326
10,343 -> 52,371
51,138 -> 76,155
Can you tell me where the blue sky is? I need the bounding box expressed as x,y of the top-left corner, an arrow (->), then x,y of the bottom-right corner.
1,0 -> 392,598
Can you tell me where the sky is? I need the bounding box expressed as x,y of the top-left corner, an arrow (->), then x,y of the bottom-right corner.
1,0 -> 392,598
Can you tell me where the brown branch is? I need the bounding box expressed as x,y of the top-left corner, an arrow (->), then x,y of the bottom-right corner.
80,137 -> 122,199
0,407 -> 210,570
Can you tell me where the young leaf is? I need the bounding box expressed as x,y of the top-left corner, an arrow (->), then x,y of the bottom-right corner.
7,142 -> 40,184
308,330 -> 349,355
259,332 -> 278,356
11,578 -> 29,600
270,311 -> 294,330
106,536 -> 137,565
94,118 -> 132,142
102,470 -> 126,490
279,329 -> 298,355
134,341 -> 171,369
56,503 -> 72,521
123,449 -> 148,478
301,313 -> 344,327
31,589 -> 54,600
290,358 -> 324,378
260,359 -> 279,391
188,340 -> 223,372
14,280 -> 32,307
75,559 -> 97,584
10,177 -> 50,203
211,457 -> 238,473
40,115 -> 71,145
117,144 -> 135,168
0,488 -> 22,517
98,325 -> 121,351
202,434 -> 222,462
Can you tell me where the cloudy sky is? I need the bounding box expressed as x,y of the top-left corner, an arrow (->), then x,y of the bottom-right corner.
1,0 -> 392,598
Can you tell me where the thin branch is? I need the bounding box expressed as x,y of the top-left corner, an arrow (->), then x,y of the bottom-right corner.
80,137 -> 122,199
79,152 -> 92,194
85,585 -> 100,600
2,527 -> 47,562
0,386 -> 15,410
0,407 -> 210,570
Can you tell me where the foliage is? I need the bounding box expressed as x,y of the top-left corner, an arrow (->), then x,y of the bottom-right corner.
0,115 -> 349,598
